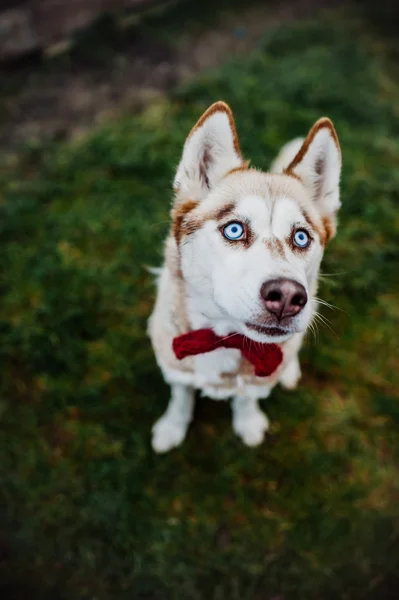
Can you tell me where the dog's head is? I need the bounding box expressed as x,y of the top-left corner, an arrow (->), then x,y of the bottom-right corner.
172,102 -> 341,343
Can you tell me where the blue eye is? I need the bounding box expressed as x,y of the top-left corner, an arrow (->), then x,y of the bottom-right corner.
223,222 -> 244,241
293,229 -> 310,248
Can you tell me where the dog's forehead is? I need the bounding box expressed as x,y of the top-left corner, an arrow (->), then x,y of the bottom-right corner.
235,193 -> 303,225
201,169 -> 309,218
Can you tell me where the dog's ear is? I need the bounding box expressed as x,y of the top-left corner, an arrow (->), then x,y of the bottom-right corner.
174,101 -> 245,200
285,118 -> 341,229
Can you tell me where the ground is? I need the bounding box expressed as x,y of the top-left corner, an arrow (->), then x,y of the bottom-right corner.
0,2 -> 399,600
0,0 -> 342,150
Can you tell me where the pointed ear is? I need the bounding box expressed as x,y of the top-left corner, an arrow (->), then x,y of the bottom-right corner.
285,118 -> 342,229
174,101 -> 245,200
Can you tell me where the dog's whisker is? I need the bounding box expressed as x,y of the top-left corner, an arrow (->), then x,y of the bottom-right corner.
310,312 -> 321,342
319,271 -> 346,277
149,220 -> 171,229
313,311 -> 333,326
312,296 -> 343,312
307,319 -> 319,345
313,311 -> 339,338
218,332 -> 242,343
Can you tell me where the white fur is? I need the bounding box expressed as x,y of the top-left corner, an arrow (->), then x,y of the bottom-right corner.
149,104 -> 341,452
152,383 -> 194,453
232,396 -> 269,446
279,356 -> 302,390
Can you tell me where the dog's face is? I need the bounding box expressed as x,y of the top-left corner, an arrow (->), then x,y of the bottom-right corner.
172,103 -> 341,343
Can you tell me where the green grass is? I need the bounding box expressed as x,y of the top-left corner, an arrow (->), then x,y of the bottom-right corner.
1,16 -> 399,600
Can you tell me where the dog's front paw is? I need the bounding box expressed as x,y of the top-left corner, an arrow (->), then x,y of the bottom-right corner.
152,416 -> 188,453
233,410 -> 269,447
279,358 -> 301,390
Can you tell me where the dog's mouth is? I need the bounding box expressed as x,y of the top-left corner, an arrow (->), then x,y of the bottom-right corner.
245,322 -> 290,337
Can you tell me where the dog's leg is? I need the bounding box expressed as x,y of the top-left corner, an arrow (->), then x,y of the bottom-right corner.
152,384 -> 195,453
232,395 -> 269,447
279,355 -> 302,390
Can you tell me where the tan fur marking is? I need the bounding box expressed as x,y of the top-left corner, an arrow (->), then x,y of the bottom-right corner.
225,161 -> 251,177
321,216 -> 335,245
187,101 -> 243,157
301,209 -> 326,243
265,237 -> 286,258
214,202 -> 236,221
284,170 -> 302,182
264,239 -> 273,252
284,117 -> 341,176
301,209 -> 318,232
172,200 -> 200,245
274,238 -> 286,258
242,224 -> 254,249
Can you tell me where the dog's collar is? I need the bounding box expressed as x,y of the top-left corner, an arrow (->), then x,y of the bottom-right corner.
172,328 -> 283,377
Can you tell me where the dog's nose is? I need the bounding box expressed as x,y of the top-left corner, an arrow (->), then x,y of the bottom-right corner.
260,278 -> 307,321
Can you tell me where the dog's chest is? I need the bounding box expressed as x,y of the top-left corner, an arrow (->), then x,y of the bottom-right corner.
192,347 -> 275,401
186,302 -> 242,383
193,347 -> 241,384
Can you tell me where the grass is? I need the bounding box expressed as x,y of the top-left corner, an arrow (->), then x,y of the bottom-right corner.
1,13 -> 399,600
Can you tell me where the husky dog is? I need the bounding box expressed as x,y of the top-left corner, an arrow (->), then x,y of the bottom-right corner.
148,101 -> 341,453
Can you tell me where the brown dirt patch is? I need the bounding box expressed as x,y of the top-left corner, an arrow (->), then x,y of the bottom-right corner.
0,0 -> 343,150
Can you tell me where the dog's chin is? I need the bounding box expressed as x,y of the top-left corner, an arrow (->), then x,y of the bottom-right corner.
242,322 -> 295,344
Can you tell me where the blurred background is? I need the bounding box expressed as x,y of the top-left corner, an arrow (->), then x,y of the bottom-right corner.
0,1 -> 398,599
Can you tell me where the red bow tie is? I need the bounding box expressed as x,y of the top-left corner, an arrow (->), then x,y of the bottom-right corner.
172,328 -> 283,377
